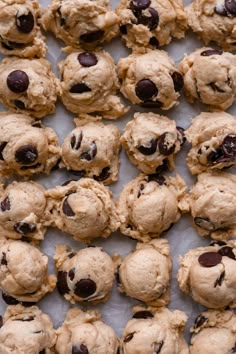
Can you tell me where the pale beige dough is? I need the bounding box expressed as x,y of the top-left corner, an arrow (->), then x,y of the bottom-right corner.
61,114 -> 120,185
0,57 -> 60,118
44,179 -> 120,243
56,308 -> 119,354
179,47 -> 236,111
186,111 -> 236,175
117,173 -> 186,242
0,305 -> 56,354
178,240 -> 236,309
118,239 -> 172,306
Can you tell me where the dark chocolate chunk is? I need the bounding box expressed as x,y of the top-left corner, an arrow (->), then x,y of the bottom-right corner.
225,0 -> 236,15
207,147 -> 224,164
210,240 -> 227,246
15,145 -> 38,164
74,278 -> 96,298
194,314 -> 208,329
218,246 -> 236,260
137,8 -> 159,30
214,270 -> 225,287
14,222 -> 36,234
7,70 -> 29,93
16,10 -> 34,33
201,49 -> 223,56
70,82 -> 91,94
62,196 -> 75,217
80,142 -> 97,161
132,311 -> 153,319
171,72 -> 184,92
57,271 -> 70,295
155,159 -> 168,174
68,268 -> 75,281
72,344 -> 89,354
0,196 -> 10,212
135,79 -> 158,101
147,174 -> 165,185
0,141 -> 7,160
198,252 -> 222,267
124,332 -> 135,343
14,100 -> 25,109
120,25 -> 127,34
194,217 -> 215,231
94,166 -> 110,181
71,131 -> 83,150
78,52 -> 98,67
2,292 -> 19,305
1,252 -> 7,266
149,36 -> 159,47
80,30 -> 104,43
158,133 -> 176,156
137,138 -> 158,155
176,126 -> 186,146
130,0 -> 150,10
222,134 -> 236,157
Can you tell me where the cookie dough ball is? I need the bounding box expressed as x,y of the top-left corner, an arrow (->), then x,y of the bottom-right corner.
121,112 -> 185,174
56,308 -> 119,354
117,173 -> 186,242
0,57 -> 60,118
0,181 -> 47,242
178,240 -> 236,309
118,239 -> 172,306
186,112 -> 236,175
45,179 -> 120,243
118,50 -> 183,109
61,115 -> 120,185
0,305 -> 56,354
0,0 -> 47,58
0,112 -> 60,178
116,0 -> 187,50
120,306 -> 189,354
179,47 -> 236,111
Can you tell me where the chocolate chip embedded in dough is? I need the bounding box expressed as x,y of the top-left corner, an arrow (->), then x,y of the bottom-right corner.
137,138 -> 158,155
78,53 -> 98,67
7,70 -> 29,93
0,196 -> 10,212
72,344 -> 89,354
57,271 -> 70,295
135,79 -> 158,101
198,252 -> 222,267
15,10 -> 34,33
62,196 -> 75,217
124,332 -> 135,343
74,278 -> 97,298
193,314 -> 208,329
80,30 -> 104,43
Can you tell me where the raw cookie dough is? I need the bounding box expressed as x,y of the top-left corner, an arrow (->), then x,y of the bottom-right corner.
121,112 -> 185,174
118,50 -> 183,109
0,239 -> 56,305
186,0 -> 236,52
41,0 -> 118,50
61,114 -> 120,185
44,179 -> 120,243
116,0 -> 187,50
190,310 -> 236,354
0,181 -> 47,242
56,308 -> 119,354
117,173 -> 186,242
55,245 -> 115,304
0,56 -> 60,118
120,306 -> 189,354
178,240 -> 236,309
179,47 -> 236,111
186,111 -> 236,175
0,111 -> 60,178
0,305 -> 56,354
59,50 -> 128,119
0,0 -> 47,58
117,239 -> 172,306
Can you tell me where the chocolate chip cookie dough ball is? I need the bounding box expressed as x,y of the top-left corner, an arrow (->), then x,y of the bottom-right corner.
117,174 -> 186,242
44,179 -> 120,243
178,240 -> 236,309
0,305 -> 56,354
0,0 -> 47,58
0,57 -> 60,118
116,0 -> 187,50
186,112 -> 236,175
121,112 -> 185,174
61,115 -> 120,185
179,48 -> 236,111
56,308 -> 119,354
120,306 -> 189,354
117,239 -> 172,306
118,50 -> 183,109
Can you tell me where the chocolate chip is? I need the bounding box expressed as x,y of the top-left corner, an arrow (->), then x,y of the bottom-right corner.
137,8 -> 159,30
198,252 -> 222,267
176,126 -> 186,146
154,341 -> 164,353
120,25 -> 127,34
132,311 -> 153,319
68,268 -> 75,281
171,72 -> 184,92
68,252 -> 76,258
214,270 -> 225,287
201,49 -> 223,56
71,131 -> 83,150
130,0 -> 150,10
80,30 -> 104,43
222,134 -> 236,157
80,142 -> 97,161
215,4 -> 228,16
62,196 -> 75,217
207,147 -> 224,164
14,100 -> 25,109
147,174 -> 165,185
149,36 -> 159,47
16,10 -> 34,33
7,70 -> 29,93
57,271 -> 70,295
124,332 -> 135,343
218,246 -> 236,260
94,166 -> 110,181
78,53 -> 98,67
194,314 -> 208,329
137,138 -> 158,155
72,344 -> 89,354
158,133 -> 176,156
74,279 -> 96,298
2,292 -> 19,305
0,142 -> 7,160
1,252 -> 7,266
210,240 -> 227,246
0,315 -> 2,328
194,217 -> 215,231
15,145 -> 38,164
156,159 -> 168,174
0,196 -> 10,212
70,82 -> 91,94
135,79 -> 158,101
225,0 -> 236,15
14,222 -> 36,234
1,39 -> 25,50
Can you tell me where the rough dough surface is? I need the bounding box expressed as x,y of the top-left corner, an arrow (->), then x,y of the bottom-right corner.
61,114 -> 120,185
118,239 -> 172,306
56,308 -> 119,354
0,0 -> 47,58
186,111 -> 236,175
118,50 -> 183,109
190,310 -> 236,354
0,305 -> 56,354
0,239 -> 56,304
44,179 -> 120,243
121,112 -> 185,174
179,47 -> 236,111
0,181 -> 47,242
0,57 -> 60,118
117,173 -> 186,242
116,0 -> 187,50
120,306 -> 189,354
0,111 -> 60,178
178,240 -> 236,309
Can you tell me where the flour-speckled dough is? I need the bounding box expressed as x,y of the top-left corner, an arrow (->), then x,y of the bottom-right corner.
44,179 -> 120,243
0,0 -> 47,58
56,308 -> 119,354
0,57 -> 60,118
179,47 -> 236,111
120,306 -> 189,354
117,173 -> 186,242
118,50 -> 183,109
186,112 -> 236,175
178,240 -> 236,309
116,0 -> 187,50
121,112 -> 185,174
0,305 -> 56,354
61,115 -> 120,185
